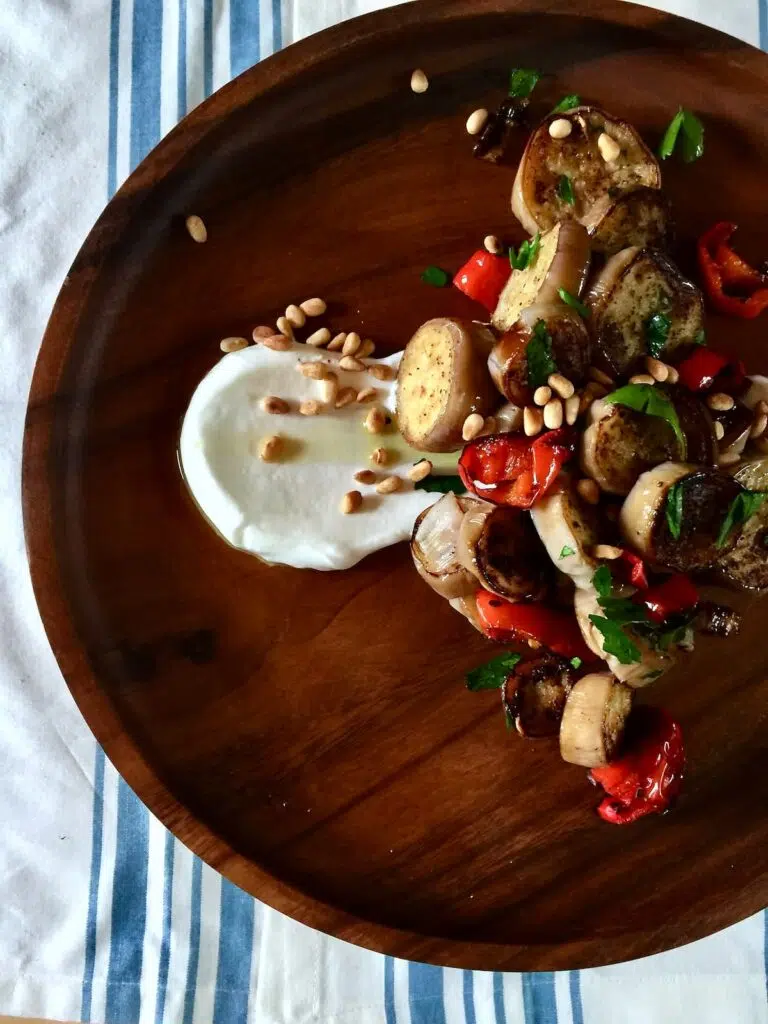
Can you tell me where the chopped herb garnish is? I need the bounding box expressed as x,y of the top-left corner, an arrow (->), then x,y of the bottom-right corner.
665,480 -> 684,540
645,312 -> 671,358
658,107 -> 704,163
414,476 -> 465,494
694,328 -> 706,345
589,566 -> 645,665
526,319 -> 557,389
605,383 -> 686,457
597,596 -> 649,626
559,545 -> 575,559
550,94 -> 580,114
589,615 -> 642,665
509,67 -> 540,98
557,174 -> 575,205
509,231 -> 541,271
570,656 -> 583,670
466,652 -> 522,692
658,108 -> 684,159
592,564 -> 613,600
421,266 -> 450,287
558,287 -> 590,318
716,489 -> 767,549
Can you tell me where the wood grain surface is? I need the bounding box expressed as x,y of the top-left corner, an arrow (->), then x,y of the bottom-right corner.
22,0 -> 768,970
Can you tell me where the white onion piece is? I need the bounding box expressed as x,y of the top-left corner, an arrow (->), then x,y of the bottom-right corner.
411,494 -> 480,600
559,672 -> 633,767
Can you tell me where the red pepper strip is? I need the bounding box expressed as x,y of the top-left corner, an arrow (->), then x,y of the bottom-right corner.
640,574 -> 699,625
590,707 -> 685,825
676,347 -> 729,392
698,221 -> 768,319
459,429 -> 575,509
619,550 -> 649,590
453,250 -> 512,311
476,590 -> 593,662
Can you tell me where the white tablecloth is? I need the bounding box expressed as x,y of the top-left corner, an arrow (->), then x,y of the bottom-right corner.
1,0 -> 767,1021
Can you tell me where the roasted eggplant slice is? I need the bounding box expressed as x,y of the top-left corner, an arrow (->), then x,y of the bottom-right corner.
586,247 -> 704,377
458,504 -> 550,601
694,601 -> 742,638
512,106 -> 661,235
582,186 -> 672,256
411,493 -> 485,599
530,479 -> 601,588
717,457 -> 768,592
501,655 -> 576,737
671,388 -> 717,466
559,672 -> 633,766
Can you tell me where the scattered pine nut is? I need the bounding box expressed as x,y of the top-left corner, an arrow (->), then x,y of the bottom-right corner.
340,355 -> 365,372
370,447 -> 389,466
297,361 -> 329,379
219,336 -> 248,353
484,234 -> 502,255
252,325 -> 275,340
533,385 -> 552,407
549,118 -> 572,140
342,332 -> 362,356
328,332 -> 347,351
466,108 -> 489,135
260,396 -> 290,414
577,478 -> 600,505
410,69 -> 429,93
300,297 -> 326,317
358,339 -> 376,358
462,412 -> 485,441
714,421 -> 725,441
645,357 -> 669,382
593,544 -> 623,560
629,374 -> 656,386
376,474 -> 402,494
276,316 -> 295,340
185,214 -> 207,242
364,406 -> 387,434
597,132 -> 621,162
340,490 -> 363,514
548,373 -> 574,399
523,406 -> 543,437
306,327 -> 331,347
335,387 -> 357,408
707,392 -> 735,412
543,397 -> 564,430
299,399 -> 323,416
259,435 -> 283,461
369,363 -> 394,381
261,334 -> 292,351
409,459 -> 433,482
285,304 -> 306,328
589,366 -> 615,388
666,365 -> 680,384
565,394 -> 580,425
354,469 -> 377,485
356,387 -> 378,404
318,377 -> 339,405
750,412 -> 768,439
718,451 -> 741,467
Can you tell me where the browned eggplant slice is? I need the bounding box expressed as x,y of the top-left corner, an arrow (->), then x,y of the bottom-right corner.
501,654 -> 576,737
717,457 -> 768,592
583,186 -> 672,256
458,504 -> 551,601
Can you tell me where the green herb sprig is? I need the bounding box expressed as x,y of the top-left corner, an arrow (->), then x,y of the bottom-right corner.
414,476 -> 465,495
466,652 -> 522,691
605,383 -> 686,457
509,68 -> 540,98
509,232 -> 541,271
526,320 -> 557,389
658,108 -> 704,163
557,174 -> 575,205
421,266 -> 450,287
665,480 -> 684,540
645,312 -> 671,358
716,489 -> 767,549
550,94 -> 580,114
558,287 -> 590,318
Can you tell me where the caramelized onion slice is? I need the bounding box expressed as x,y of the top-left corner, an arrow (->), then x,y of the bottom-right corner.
411,493 -> 483,599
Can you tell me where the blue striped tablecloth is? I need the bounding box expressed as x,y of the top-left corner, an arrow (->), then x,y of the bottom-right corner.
1,0 -> 767,1021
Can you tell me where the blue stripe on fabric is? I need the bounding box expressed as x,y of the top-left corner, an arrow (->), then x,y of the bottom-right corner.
229,0 -> 261,77
760,0 -> 767,51
177,0 -> 188,120
81,746 -> 106,1021
493,972 -> 507,1024
154,833 -> 175,1024
384,957 -> 397,1024
463,971 -> 476,1024
182,857 -> 203,1024
569,972 -> 584,1024
130,0 -> 163,170
522,973 -> 558,1024
107,0 -> 120,196
272,0 -> 282,51
203,0 -> 214,97
408,963 -> 446,1024
104,780 -> 150,1024
212,880 -> 256,1024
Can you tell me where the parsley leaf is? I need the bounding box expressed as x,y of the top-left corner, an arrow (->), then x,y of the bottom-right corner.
421,266 -> 450,287
665,480 -> 684,540
570,656 -> 582,669
466,652 -> 522,692
592,565 -> 613,600
590,566 -> 646,664
414,476 -> 464,494
605,383 -> 686,457
550,94 -> 580,114
509,232 -> 541,271
598,596 -> 649,626
694,328 -> 706,345
558,287 -> 589,318
589,615 -> 642,664
658,107 -> 704,162
645,312 -> 671,358
658,108 -> 684,159
559,545 -> 575,559
526,319 -> 557,389
716,489 -> 767,549
509,68 -> 540,98
557,174 -> 575,205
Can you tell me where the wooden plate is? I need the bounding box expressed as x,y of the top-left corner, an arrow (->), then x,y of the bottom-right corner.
23,0 -> 768,970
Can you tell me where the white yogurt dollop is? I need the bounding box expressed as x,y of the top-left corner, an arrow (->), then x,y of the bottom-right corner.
179,343 -> 454,570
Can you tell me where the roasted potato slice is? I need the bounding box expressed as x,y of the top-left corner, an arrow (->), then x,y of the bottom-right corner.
512,106 -> 661,235
583,186 -> 672,256
717,457 -> 768,592
586,247 -> 704,377
396,318 -> 497,452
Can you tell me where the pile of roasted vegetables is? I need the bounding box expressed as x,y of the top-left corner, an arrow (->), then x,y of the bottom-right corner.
397,75 -> 768,825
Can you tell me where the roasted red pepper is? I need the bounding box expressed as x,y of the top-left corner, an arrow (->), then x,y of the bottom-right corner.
476,590 -> 593,662
590,707 -> 685,824
619,550 -> 649,590
697,222 -> 768,319
676,347 -> 729,392
459,428 -> 575,509
640,574 -> 699,624
453,250 -> 512,311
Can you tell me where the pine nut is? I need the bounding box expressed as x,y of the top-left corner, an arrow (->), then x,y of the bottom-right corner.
666,365 -> 679,384
260,396 -> 290,414
466,108 -> 489,135
548,373 -> 575,399
523,406 -> 543,437
318,377 -> 339,405
589,366 -> 615,388
306,327 -> 331,347
297,361 -> 329,379
327,332 -> 347,351
543,397 -> 564,430
718,452 -> 741,467
376,474 -> 402,494
409,460 -> 433,482
300,298 -> 326,317
354,469 -> 377,485
410,68 -> 429,93
364,406 -> 387,434
340,490 -> 363,514
645,357 -> 669,382
629,374 -> 656,386
462,412 -> 485,441
358,339 -> 376,358
369,363 -> 394,381
593,544 -> 623,560
335,387 -> 357,408
276,316 -> 295,340
549,118 -> 572,139
252,325 -> 275,340
219,336 -> 248,353
577,478 -> 600,505
750,412 -> 768,439
370,447 -> 389,466
261,334 -> 292,351
185,214 -> 207,242
597,132 -> 621,162
565,394 -> 580,425
534,385 -> 552,406
356,387 -> 378,403
707,392 -> 735,411
259,435 -> 283,461
299,399 -> 323,416
340,355 -> 365,372
484,234 -> 502,255
342,332 -> 362,356
714,421 -> 725,441
285,304 -> 306,328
